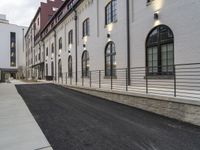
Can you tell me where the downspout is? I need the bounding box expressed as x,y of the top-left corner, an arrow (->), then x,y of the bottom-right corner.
74,10 -> 78,84
53,30 -> 57,82
126,0 -> 131,85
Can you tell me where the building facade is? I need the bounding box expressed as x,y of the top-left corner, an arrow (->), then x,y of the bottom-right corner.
25,0 -> 64,79
0,14 -> 27,82
25,0 -> 200,86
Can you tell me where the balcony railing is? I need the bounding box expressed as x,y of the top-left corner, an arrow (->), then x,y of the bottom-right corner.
55,63 -> 200,100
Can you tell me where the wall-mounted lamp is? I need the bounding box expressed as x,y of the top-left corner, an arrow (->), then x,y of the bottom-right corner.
83,44 -> 86,50
68,50 -> 71,55
107,33 -> 111,39
154,12 -> 159,20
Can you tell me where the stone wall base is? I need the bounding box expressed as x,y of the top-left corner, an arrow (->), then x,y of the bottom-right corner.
61,85 -> 200,126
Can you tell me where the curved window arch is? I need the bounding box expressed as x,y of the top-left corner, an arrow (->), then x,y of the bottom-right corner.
105,0 -> 117,25
58,59 -> 62,78
46,63 -> 48,76
51,61 -> 54,77
82,51 -> 90,77
146,25 -> 174,75
68,56 -> 73,78
105,41 -> 116,77
83,18 -> 90,37
59,37 -> 62,50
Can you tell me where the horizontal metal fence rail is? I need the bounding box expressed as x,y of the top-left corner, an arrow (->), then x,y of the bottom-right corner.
55,63 -> 200,100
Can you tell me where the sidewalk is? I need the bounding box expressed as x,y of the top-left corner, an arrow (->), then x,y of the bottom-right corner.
0,81 -> 53,150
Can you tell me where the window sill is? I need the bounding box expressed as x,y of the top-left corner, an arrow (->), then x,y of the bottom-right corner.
105,20 -> 118,28
145,74 -> 174,80
104,76 -> 117,79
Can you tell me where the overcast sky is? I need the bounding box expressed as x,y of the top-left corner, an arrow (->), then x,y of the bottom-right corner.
0,0 -> 46,27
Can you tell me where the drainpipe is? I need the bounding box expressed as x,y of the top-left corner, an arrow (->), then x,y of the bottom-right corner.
74,10 -> 78,83
54,30 -> 57,82
126,0 -> 131,85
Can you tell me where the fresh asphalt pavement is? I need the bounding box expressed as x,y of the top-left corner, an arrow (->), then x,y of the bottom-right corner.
16,84 -> 200,150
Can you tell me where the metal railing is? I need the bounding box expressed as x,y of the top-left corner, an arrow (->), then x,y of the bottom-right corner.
55,63 -> 200,100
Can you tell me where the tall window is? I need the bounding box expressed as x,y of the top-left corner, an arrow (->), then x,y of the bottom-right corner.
105,42 -> 116,77
46,47 -> 48,56
68,56 -> 72,77
46,63 -> 48,76
83,18 -> 90,37
58,59 -> 62,77
146,25 -> 174,75
105,0 -> 117,25
10,32 -> 16,67
68,30 -> 73,45
82,51 -> 90,77
59,37 -> 62,50
51,61 -> 54,77
51,43 -> 54,53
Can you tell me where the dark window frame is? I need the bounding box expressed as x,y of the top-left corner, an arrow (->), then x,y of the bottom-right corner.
58,59 -> 62,78
59,37 -> 62,50
82,50 -> 90,78
68,30 -> 73,45
146,25 -> 174,76
82,18 -> 90,37
68,55 -> 73,78
105,41 -> 117,77
105,0 -> 117,25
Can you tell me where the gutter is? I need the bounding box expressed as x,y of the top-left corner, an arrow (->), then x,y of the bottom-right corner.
54,30 -> 57,81
126,0 -> 131,85
74,10 -> 78,84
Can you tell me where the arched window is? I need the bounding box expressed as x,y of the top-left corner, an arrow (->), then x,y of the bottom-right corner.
68,56 -> 72,77
146,25 -> 174,75
105,41 -> 116,77
105,0 -> 117,25
59,37 -> 62,50
82,18 -> 90,37
58,59 -> 62,77
51,61 -> 54,77
51,43 -> 54,53
82,51 -> 89,77
46,63 -> 48,76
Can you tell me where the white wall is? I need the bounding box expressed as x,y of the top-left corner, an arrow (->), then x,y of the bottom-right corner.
0,22 -> 27,69
130,0 -> 200,67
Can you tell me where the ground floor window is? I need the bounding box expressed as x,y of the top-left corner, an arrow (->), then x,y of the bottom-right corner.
146,25 -> 174,75
82,51 -> 90,77
105,41 -> 116,77
68,56 -> 72,77
58,59 -> 62,78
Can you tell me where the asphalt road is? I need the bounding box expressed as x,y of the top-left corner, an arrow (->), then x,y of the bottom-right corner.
16,84 -> 200,150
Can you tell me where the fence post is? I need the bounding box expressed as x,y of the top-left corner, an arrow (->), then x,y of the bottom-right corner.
174,65 -> 177,97
111,72 -> 113,90
82,74 -> 84,86
145,67 -> 148,94
70,75 -> 72,85
126,68 -> 128,91
99,70 -> 101,88
66,73 -> 68,85
62,73 -> 63,84
90,71 -> 92,88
